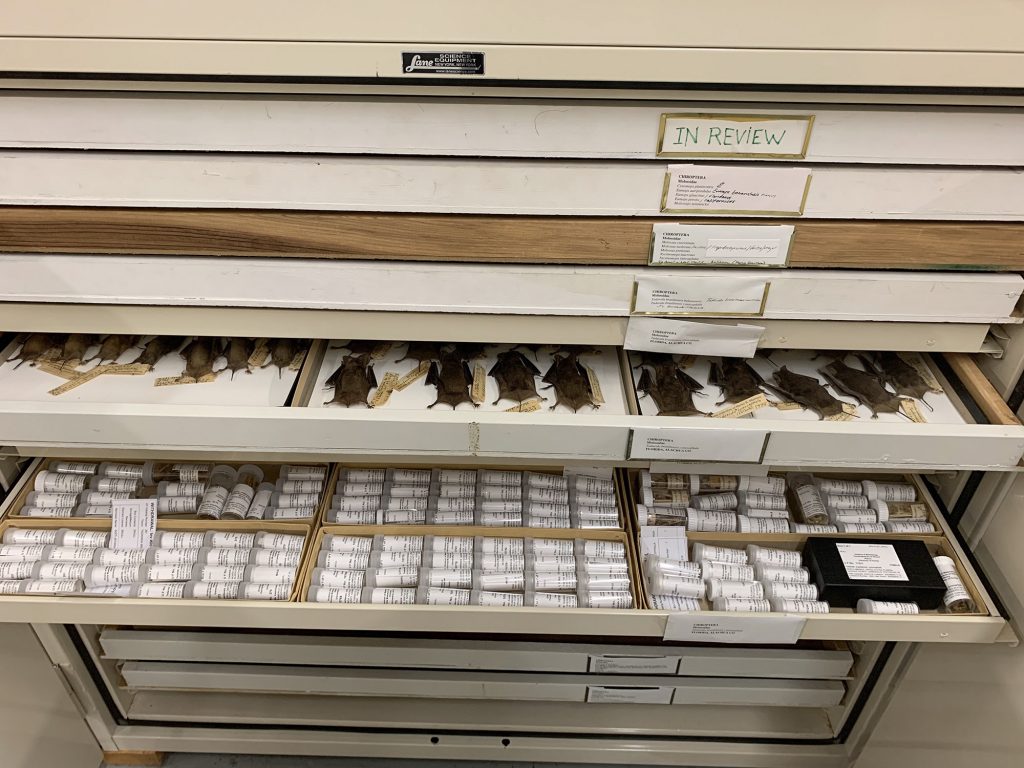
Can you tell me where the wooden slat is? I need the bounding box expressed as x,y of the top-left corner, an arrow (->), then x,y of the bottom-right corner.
1,208 -> 1023,270
944,353 -> 1022,427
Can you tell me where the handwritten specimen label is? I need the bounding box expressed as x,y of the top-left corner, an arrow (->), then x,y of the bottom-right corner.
633,275 -> 769,316
662,164 -> 811,215
505,398 -> 543,413
395,361 -> 431,391
370,371 -> 400,407
650,224 -> 793,267
711,393 -> 771,419
471,365 -> 487,404
658,114 -> 814,158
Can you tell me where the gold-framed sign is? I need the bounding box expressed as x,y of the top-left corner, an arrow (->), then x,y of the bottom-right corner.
657,113 -> 815,159
661,164 -> 812,216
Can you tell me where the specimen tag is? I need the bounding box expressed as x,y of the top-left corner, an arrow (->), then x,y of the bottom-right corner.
824,403 -> 859,422
370,372 -> 400,408
771,400 -> 803,411
110,498 -> 158,551
662,164 -> 811,216
711,393 -> 770,419
371,342 -> 392,360
471,365 -> 487,404
47,365 -> 107,396
154,375 -> 216,387
649,224 -> 794,267
36,362 -> 79,380
395,361 -> 431,391
288,350 -> 306,371
248,342 -> 270,367
584,365 -> 606,405
900,400 -> 927,423
103,363 -> 150,376
505,398 -> 543,413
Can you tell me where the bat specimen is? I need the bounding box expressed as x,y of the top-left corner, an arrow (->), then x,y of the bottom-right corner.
636,359 -> 706,416
84,335 -> 139,364
56,334 -> 97,365
511,343 -> 546,360
8,333 -> 64,369
331,340 -> 383,357
488,350 -> 542,406
450,341 -> 488,361
761,366 -> 847,420
820,359 -> 909,418
263,338 -> 304,378
395,341 -> 442,366
710,358 -> 764,405
222,338 -> 256,379
542,352 -> 600,412
132,336 -> 186,368
179,337 -> 221,380
860,352 -> 938,407
426,349 -> 477,409
324,353 -> 377,407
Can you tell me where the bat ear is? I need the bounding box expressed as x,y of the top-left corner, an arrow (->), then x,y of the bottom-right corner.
426,361 -> 440,386
637,368 -> 652,392
367,365 -> 378,389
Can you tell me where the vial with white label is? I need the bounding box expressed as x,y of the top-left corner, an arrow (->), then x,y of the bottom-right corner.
531,571 -> 577,592
249,549 -> 301,567
244,482 -> 275,520
933,555 -> 976,613
277,478 -> 323,495
825,494 -> 869,509
706,579 -> 764,600
183,581 -> 241,599
205,532 -> 256,549
90,476 -> 140,494
158,480 -> 208,498
36,471 -> 89,493
243,566 -> 296,585
788,474 -> 830,525
472,589 -> 525,607
420,568 -> 473,589
58,530 -> 110,548
307,586 -> 361,603
478,553 -> 525,572
370,550 -> 422,568
740,492 -> 788,511
44,546 -> 100,562
711,597 -> 771,612
643,556 -> 701,580
686,509 -> 738,532
367,567 -> 420,588
374,535 -> 424,553
437,483 -> 476,499
323,535 -> 373,553
473,570 -> 525,591
531,556 -> 576,573
200,548 -> 253,566
330,509 -> 378,525
98,462 -> 146,479
141,563 -> 194,582
0,544 -> 47,561
254,532 -> 305,551
281,465 -> 327,481
424,535 -> 475,554
763,581 -> 819,601
157,496 -> 199,515
857,599 -> 920,614
431,510 -> 476,525
744,507 -> 790,519
268,506 -> 316,520
51,461 -> 98,475
769,598 -> 829,613
438,469 -> 477,485
20,506 -> 75,518
790,523 -> 840,534
862,480 -> 917,502
691,492 -> 738,511
649,594 -> 701,611
737,515 -> 791,534
0,561 -> 35,579
691,543 -> 748,564
154,531 -> 206,549
579,540 -> 625,559
3,529 -> 59,545
840,522 -> 888,534
196,465 -> 237,520
700,561 -> 755,582
830,511 -> 879,525
382,509 -> 427,525
312,568 -> 365,588
83,584 -> 133,597
25,492 -> 80,509
83,564 -> 144,587
754,564 -> 810,583
20,579 -> 83,594
93,549 -> 147,566
239,582 -> 290,601
815,478 -> 862,495
130,582 -> 187,599
577,589 -> 633,609
191,564 -> 246,583
169,463 -> 213,483
525,472 -> 566,490
362,586 -> 417,604
647,573 -> 705,598
417,586 -> 473,605
738,475 -> 786,495
526,589 -> 579,608
884,521 -> 936,534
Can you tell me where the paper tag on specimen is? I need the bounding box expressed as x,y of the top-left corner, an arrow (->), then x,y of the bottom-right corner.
901,352 -> 944,393
630,426 -> 768,463
395,360 -> 430,391
47,365 -> 107,396
650,224 -> 793,267
471,365 -> 487,404
288,351 -> 306,371
371,342 -> 392,360
589,655 -> 681,675
583,365 -> 605,405
633,275 -> 770,316
103,363 -> 150,376
370,371 -> 400,407
36,362 -> 80,380
824,403 -> 859,422
711,393 -> 770,419
110,498 -> 158,551
625,317 -> 763,358
836,543 -> 909,581
664,614 -> 805,644
662,164 -> 811,215
248,342 -> 270,367
900,400 -> 927,423
505,398 -> 543,413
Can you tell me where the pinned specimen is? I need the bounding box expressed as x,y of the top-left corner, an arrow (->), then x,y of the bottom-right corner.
820,359 -> 909,418
57,334 -> 98,365
637,359 -> 706,416
710,357 -> 764,405
762,366 -> 846,420
222,338 -> 256,379
542,352 -> 600,412
180,337 -> 222,380
426,349 -> 477,409
395,341 -> 442,366
860,352 -> 937,408
132,336 -> 186,368
8,333 -> 64,369
84,335 -> 139,364
489,350 -> 542,406
324,353 -> 377,407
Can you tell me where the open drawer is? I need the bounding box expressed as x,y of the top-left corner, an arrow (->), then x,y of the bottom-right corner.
0,468 -> 1011,645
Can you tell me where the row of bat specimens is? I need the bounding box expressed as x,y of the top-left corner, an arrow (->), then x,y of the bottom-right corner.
4,333 -> 309,381
322,341 -> 607,411
630,349 -> 944,421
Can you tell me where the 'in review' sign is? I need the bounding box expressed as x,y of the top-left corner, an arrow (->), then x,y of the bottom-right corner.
658,114 -> 814,158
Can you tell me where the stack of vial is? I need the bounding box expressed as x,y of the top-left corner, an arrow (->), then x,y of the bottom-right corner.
307,533 -> 633,608
0,528 -> 305,600
790,475 -> 935,534
326,468 -> 619,528
637,472 -> 792,533
643,542 -> 829,614
20,461 -> 326,521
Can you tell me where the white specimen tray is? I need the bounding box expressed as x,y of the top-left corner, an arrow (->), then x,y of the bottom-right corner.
628,349 -> 966,425
0,336 -> 301,407
308,341 -> 629,414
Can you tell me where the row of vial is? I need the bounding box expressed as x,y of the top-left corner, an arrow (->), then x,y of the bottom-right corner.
639,472 -> 935,535
306,533 -> 633,608
0,529 -> 305,599
20,461 -> 326,520
643,542 -> 830,614
328,468 -> 619,528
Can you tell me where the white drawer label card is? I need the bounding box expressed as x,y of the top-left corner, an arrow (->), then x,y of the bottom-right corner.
662,164 -> 811,215
633,275 -> 770,316
110,498 -> 158,551
630,427 -> 769,463
639,526 -> 688,561
657,114 -> 814,158
589,655 -> 681,675
836,543 -> 909,581
664,614 -> 805,644
586,686 -> 675,704
624,317 -> 764,358
649,224 -> 794,267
